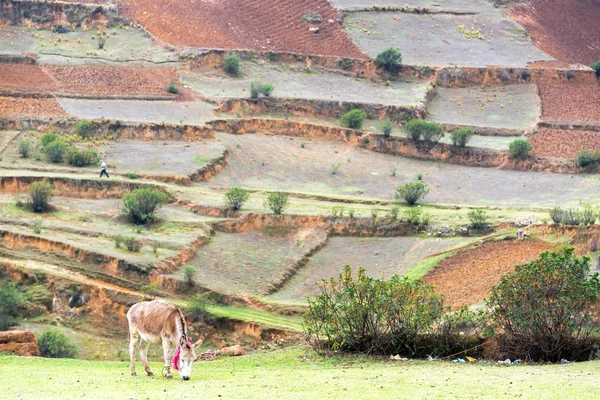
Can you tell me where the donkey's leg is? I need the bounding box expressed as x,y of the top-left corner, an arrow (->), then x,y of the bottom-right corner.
161,339 -> 174,379
129,333 -> 139,376
139,340 -> 153,376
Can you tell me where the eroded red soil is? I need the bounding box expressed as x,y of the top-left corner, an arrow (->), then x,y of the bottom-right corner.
0,64 -> 57,92
0,96 -> 68,117
538,83 -> 600,122
423,240 -> 554,309
511,0 -> 600,65
530,128 -> 600,158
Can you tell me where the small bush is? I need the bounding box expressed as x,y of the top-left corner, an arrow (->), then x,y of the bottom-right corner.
576,149 -> 600,169
167,83 -> 179,94
508,139 -> 532,159
0,281 -> 24,330
38,330 -> 78,358
338,58 -> 353,70
41,133 -> 59,147
388,205 -> 400,220
260,83 -> 275,96
122,188 -> 167,225
487,248 -> 600,362
66,148 -> 100,167
25,285 -> 52,310
403,207 -> 429,226
549,206 -> 563,224
339,109 -> 366,129
264,191 -> 289,215
468,209 -> 487,230
73,120 -> 95,138
125,171 -> 139,179
33,219 -> 43,234
250,80 -> 261,99
450,128 -> 473,147
374,47 -> 402,75
124,237 -> 141,252
19,140 -> 32,158
380,121 -> 394,137
115,234 -> 124,248
404,119 -> 443,143
28,181 -> 53,213
395,181 -> 429,206
331,205 -> 345,218
187,294 -> 210,323
97,36 -> 106,49
44,140 -> 67,163
223,55 -> 241,76
592,61 -> 600,78
224,187 -> 250,211
331,163 -> 341,175
183,267 -> 196,288
140,284 -> 159,299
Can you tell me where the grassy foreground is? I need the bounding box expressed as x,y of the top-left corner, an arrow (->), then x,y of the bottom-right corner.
1,348 -> 599,399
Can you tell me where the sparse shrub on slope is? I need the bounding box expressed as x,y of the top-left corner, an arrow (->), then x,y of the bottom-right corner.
41,133 -> 59,148
73,120 -> 95,138
38,331 -> 78,358
66,148 -> 100,167
487,248 -> 600,362
375,48 -> 402,75
576,149 -> 600,170
508,139 -> 532,159
450,128 -> 473,147
264,191 -> 289,215
224,187 -> 250,211
339,109 -> 366,129
591,61 -> 600,78
122,188 -> 167,225
28,181 -> 53,213
404,120 -> 443,143
380,121 -> 394,137
395,181 -> 429,206
468,209 -> 488,230
223,55 -> 241,77
44,140 -> 67,163
0,281 -> 24,330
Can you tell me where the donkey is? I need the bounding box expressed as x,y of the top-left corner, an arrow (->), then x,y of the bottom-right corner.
127,300 -> 204,380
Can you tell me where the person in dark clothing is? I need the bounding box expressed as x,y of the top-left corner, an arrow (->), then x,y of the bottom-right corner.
100,159 -> 110,178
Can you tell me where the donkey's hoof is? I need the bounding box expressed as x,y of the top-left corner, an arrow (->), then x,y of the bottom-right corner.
131,372 -> 137,376
147,371 -> 154,377
166,374 -> 173,379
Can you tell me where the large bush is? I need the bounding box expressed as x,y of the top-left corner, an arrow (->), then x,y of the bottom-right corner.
468,209 -> 487,230
339,109 -> 366,129
41,132 -> 59,147
66,148 -> 100,167
45,140 -> 67,163
0,281 -> 24,330
38,330 -> 78,358
304,266 -> 483,357
450,128 -> 473,147
223,55 -> 241,76
576,149 -> 600,169
395,181 -> 429,206
374,48 -> 402,75
487,248 -> 600,362
508,139 -> 532,159
122,188 -> 168,224
263,191 -> 289,215
73,120 -> 95,138
224,187 -> 250,211
404,120 -> 444,143
28,181 -> 53,213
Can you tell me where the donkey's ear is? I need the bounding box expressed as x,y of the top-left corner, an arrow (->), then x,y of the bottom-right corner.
192,336 -> 204,349
179,336 -> 186,347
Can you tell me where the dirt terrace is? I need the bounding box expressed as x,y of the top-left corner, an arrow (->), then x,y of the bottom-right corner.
43,66 -> 179,97
510,0 -> 600,65
0,96 -> 68,117
538,83 -> 600,123
530,128 -> 600,159
121,0 -> 365,58
423,240 -> 554,309
0,65 -> 56,92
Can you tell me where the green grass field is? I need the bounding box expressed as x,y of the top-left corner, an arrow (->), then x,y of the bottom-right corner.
2,348 -> 599,399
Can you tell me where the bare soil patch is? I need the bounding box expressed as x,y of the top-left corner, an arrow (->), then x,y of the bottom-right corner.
121,0 -> 364,58
538,83 -> 600,123
423,240 -> 554,309
530,128 -> 600,159
510,0 -> 600,65
0,96 -> 68,117
0,64 -> 56,92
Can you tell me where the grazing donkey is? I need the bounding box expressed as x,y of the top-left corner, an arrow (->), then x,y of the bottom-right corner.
127,300 -> 204,380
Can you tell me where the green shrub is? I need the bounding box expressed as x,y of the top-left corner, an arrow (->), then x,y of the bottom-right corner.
304,266 -> 483,357
97,36 -> 106,49
576,149 -> 600,169
124,236 -> 141,252
250,80 -> 261,99
264,191 -> 289,215
260,83 -> 275,96
223,55 -> 240,76
38,330 -> 78,358
591,61 -> 600,78
73,120 -> 95,138
450,128 -> 473,147
487,248 -> 600,361
125,171 -> 139,179
395,181 -> 429,206
549,206 -> 563,224
224,187 -> 250,211
388,205 -> 400,220
122,188 -> 167,224
44,140 -> 67,163
508,139 -> 532,159
19,140 -> 32,158
265,50 -> 276,62
167,83 -> 179,94
28,181 -> 53,213
404,119 -> 443,143
25,285 -> 53,310
550,203 -> 598,226
403,207 -> 430,226
468,209 -> 487,230
183,266 -> 196,288
374,47 -> 402,75
33,219 -> 43,234
0,281 -> 24,330
187,294 -> 210,323
338,58 -> 353,70
380,121 -> 394,137
66,148 -> 100,167
140,284 -> 159,299
339,109 -> 366,129
41,133 -> 59,147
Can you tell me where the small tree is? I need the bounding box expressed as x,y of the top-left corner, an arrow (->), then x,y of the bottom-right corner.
508,139 -> 532,159
19,140 -> 32,158
250,80 -> 262,99
73,120 -> 95,138
183,266 -> 196,288
45,140 -> 67,163
395,181 -> 429,206
122,188 -> 168,225
224,187 -> 250,211
28,181 -> 53,213
260,83 -> 275,96
340,109 -> 366,129
375,48 -> 402,75
223,55 -> 241,76
487,248 -> 600,362
450,128 -> 473,147
380,121 -> 394,137
0,281 -> 24,330
264,191 -> 289,215
468,209 -> 487,230
591,61 -> 600,78
38,331 -> 78,358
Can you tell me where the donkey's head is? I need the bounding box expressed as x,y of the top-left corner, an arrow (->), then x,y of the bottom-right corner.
174,336 -> 204,380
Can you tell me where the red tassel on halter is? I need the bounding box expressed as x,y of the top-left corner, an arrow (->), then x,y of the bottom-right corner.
172,346 -> 181,371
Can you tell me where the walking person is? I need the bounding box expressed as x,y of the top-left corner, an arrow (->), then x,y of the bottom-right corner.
100,159 -> 110,178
